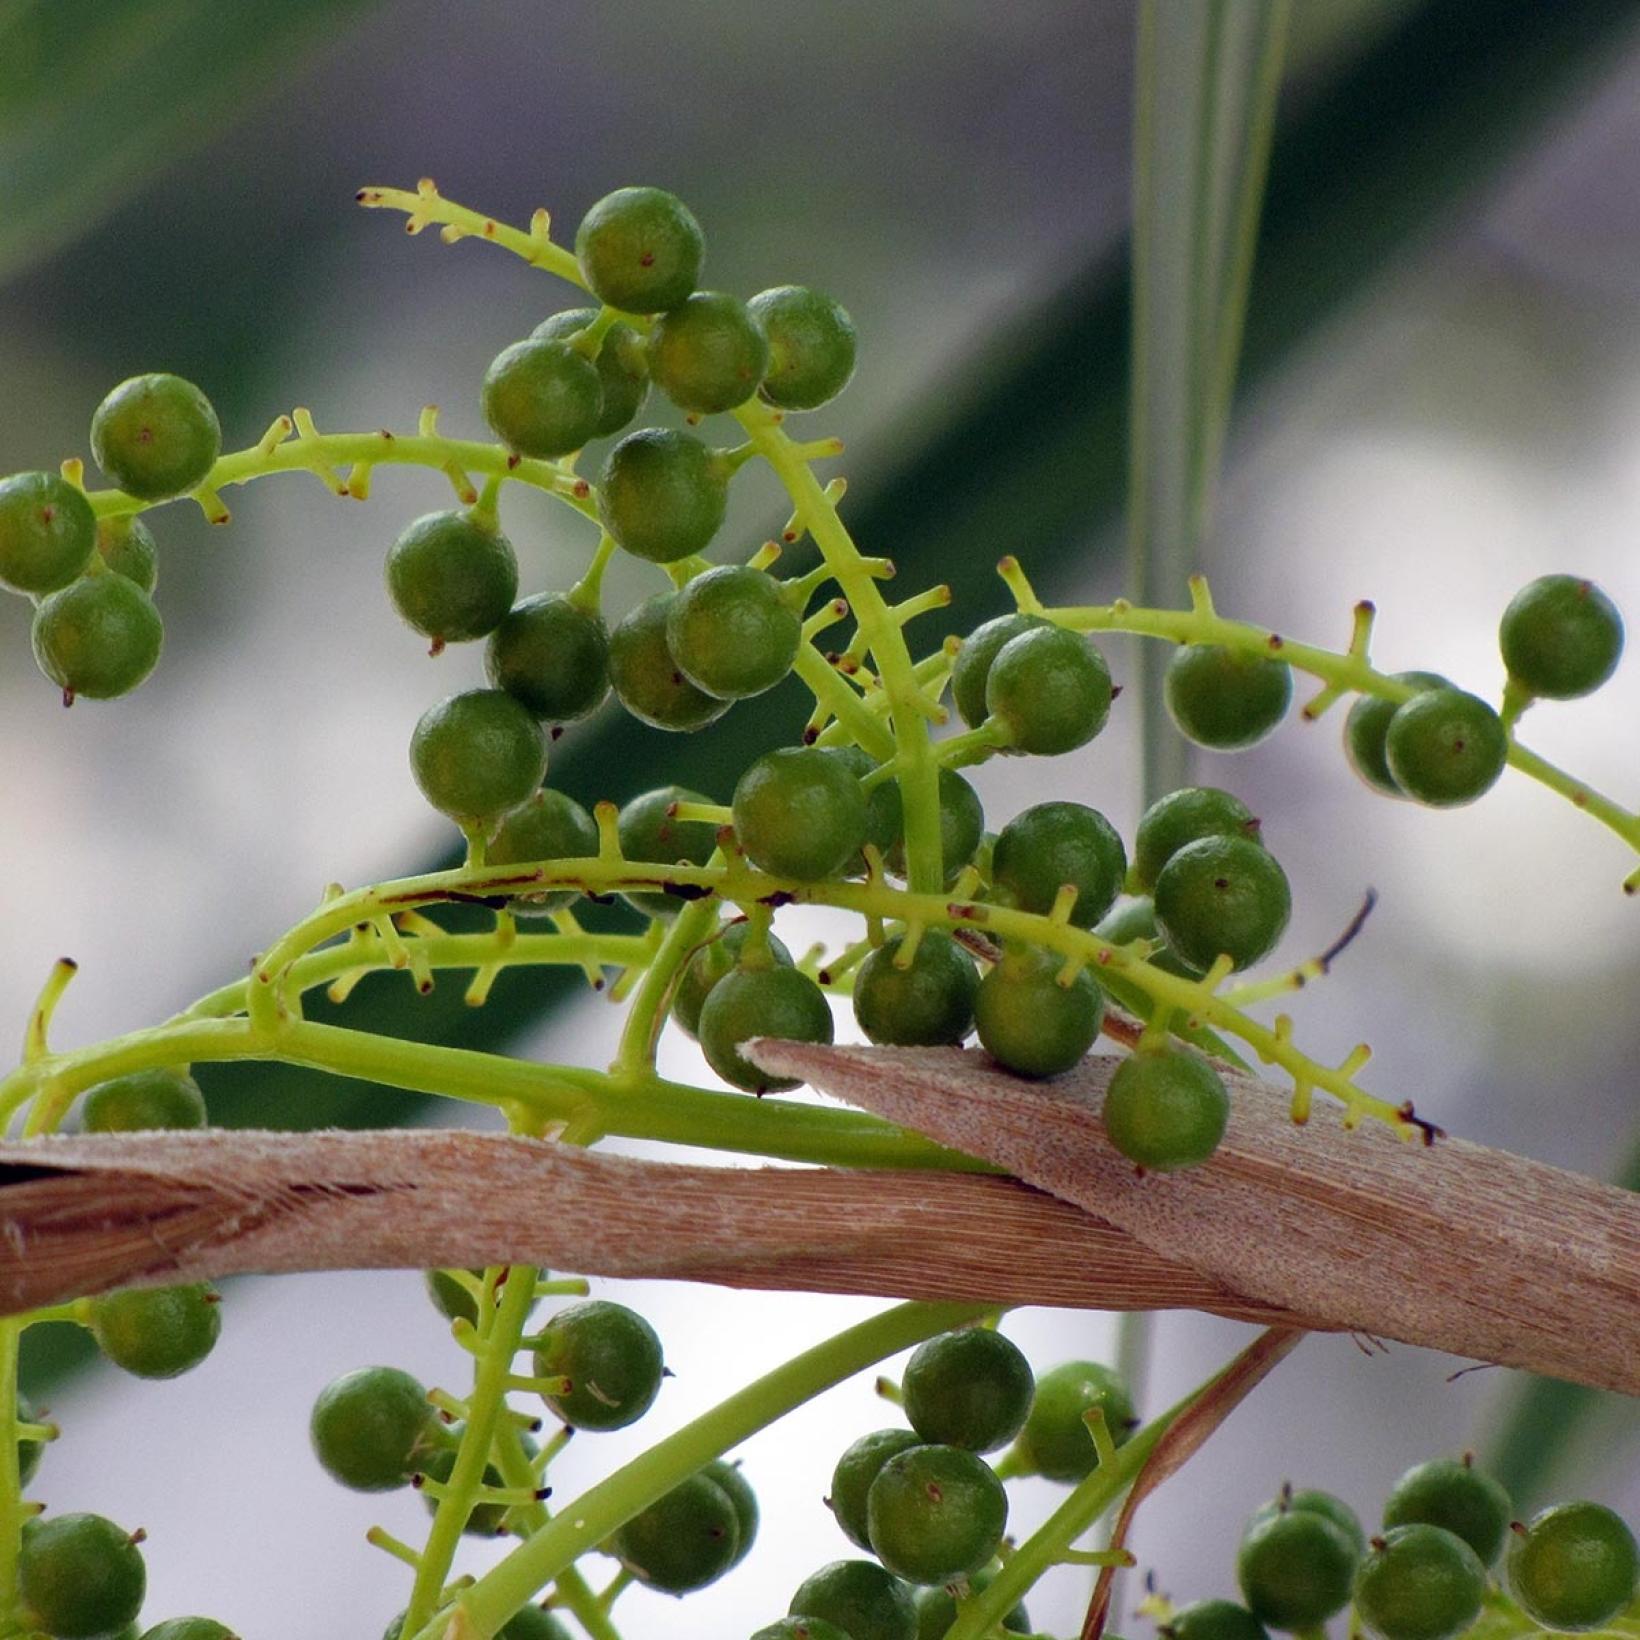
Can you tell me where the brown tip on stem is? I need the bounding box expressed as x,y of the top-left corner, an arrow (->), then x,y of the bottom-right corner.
59,957 -> 78,972
427,637 -> 446,659
61,688 -> 75,708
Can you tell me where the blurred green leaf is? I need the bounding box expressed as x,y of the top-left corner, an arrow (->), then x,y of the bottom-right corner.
0,0 -> 380,283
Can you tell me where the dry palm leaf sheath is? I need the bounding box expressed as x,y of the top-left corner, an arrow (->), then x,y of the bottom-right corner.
0,1046 -> 1632,1395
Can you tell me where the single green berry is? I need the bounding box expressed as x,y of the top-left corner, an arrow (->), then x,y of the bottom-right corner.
613,1470 -> 741,1592
755,1620 -> 854,1640
1094,897 -> 1201,978
649,291 -> 770,414
1133,787 -> 1261,893
482,337 -> 604,459
704,1458 -> 760,1568
951,613 -> 1048,730
1102,1046 -> 1230,1173
1166,1599 -> 1269,1640
1343,674 -> 1450,797
139,1620 -> 241,1640
1383,1457 -> 1512,1567
1383,688 -> 1507,808
790,1560 -> 919,1640
532,1299 -> 664,1431
974,945 -> 1104,1079
698,964 -> 834,1092
534,309 -> 650,436
96,516 -> 159,594
1153,835 -> 1291,973
91,373 -> 220,500
913,1567 -> 1030,1640
487,788 -> 600,914
16,1391 -> 45,1489
1236,1506 -> 1360,1630
674,921 -> 793,1039
824,745 -> 903,876
667,564 -> 801,698
82,1067 -> 207,1132
733,746 -> 869,882
0,472 -> 97,595
1165,644 -> 1292,750
89,1283 -> 220,1379
417,1436 -> 511,1537
385,1607 -> 565,1640
829,1430 -> 926,1551
884,769 -> 985,888
409,690 -> 547,828
853,931 -> 979,1048
1500,574 -> 1624,700
1506,1501 -> 1639,1632
309,1365 -> 441,1491
616,784 -> 720,919
902,1328 -> 1033,1454
1250,1489 -> 1366,1557
386,510 -> 518,646
751,286 -> 858,410
32,572 -> 164,701
424,1268 -> 485,1329
986,625 -> 1113,755
992,801 -> 1126,928
608,591 -> 731,733
866,1444 -> 1008,1585
19,1513 -> 146,1639
600,427 -> 729,564
1012,1360 -> 1134,1482
1354,1525 -> 1488,1640
486,593 -> 610,722
575,186 -> 704,313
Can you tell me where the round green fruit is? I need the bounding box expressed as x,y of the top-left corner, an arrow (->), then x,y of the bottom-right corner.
0,472 -> 97,595
884,769 -> 985,887
96,516 -> 159,594
139,1620 -> 241,1640
991,801 -> 1126,928
698,964 -> 834,1092
487,788 -> 599,914
974,946 -> 1104,1079
616,784 -> 720,919
613,1470 -> 741,1592
1013,1360 -> 1134,1482
1133,786 -> 1260,893
1153,835 -> 1290,973
533,309 -> 650,436
853,931 -> 978,1048
310,1365 -> 441,1491
532,1299 -> 664,1432
751,285 -> 858,410
867,1444 -> 1008,1585
82,1067 -> 206,1132
951,613 -> 1047,730
1167,1600 -> 1269,1640
830,1430 -> 926,1551
1250,1489 -> 1366,1557
1506,1501 -> 1639,1632
575,186 -> 704,314
409,689 -> 547,827
986,625 -> 1113,755
1383,688 -> 1507,808
599,428 -> 729,563
649,291 -> 769,414
91,373 -> 220,500
674,921 -> 793,1039
704,1457 -> 760,1568
1343,674 -> 1450,798
756,1621 -> 854,1640
1499,574 -> 1624,700
734,746 -> 868,882
608,591 -> 731,733
89,1283 -> 220,1379
1102,1046 -> 1230,1173
32,572 -> 163,700
790,1560 -> 919,1640
914,1568 -> 1030,1640
667,564 -> 800,698
1236,1506 -> 1360,1630
1382,1456 -> 1511,1567
1165,644 -> 1292,750
1353,1525 -> 1487,1640
902,1328 -> 1033,1454
386,510 -> 518,645
486,593 -> 610,723
19,1512 -> 146,1639
482,337 -> 603,459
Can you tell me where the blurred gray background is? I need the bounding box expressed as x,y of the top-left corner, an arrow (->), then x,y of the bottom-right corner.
2,1 -> 1638,1635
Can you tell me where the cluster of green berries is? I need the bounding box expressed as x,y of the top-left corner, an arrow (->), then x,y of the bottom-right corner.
1166,1456 -> 1636,1640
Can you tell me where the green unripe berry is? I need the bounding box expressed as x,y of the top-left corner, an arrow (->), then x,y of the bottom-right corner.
482,338 -> 603,459
1094,896 -> 1201,977
951,613 -> 1047,730
1343,674 -> 1450,797
409,689 -> 547,827
986,625 -> 1113,755
674,921 -> 793,1039
974,945 -> 1104,1079
487,788 -> 599,914
1506,1501 -> 1639,1632
89,1283 -> 221,1379
32,572 -> 164,701
1165,644 -> 1292,749
1236,1506 -> 1360,1630
667,564 -> 801,699
608,591 -> 731,733
386,510 -> 518,646
823,745 -> 902,876
649,291 -> 770,414
424,1268 -> 484,1329
139,1620 -> 241,1640
704,1457 -> 760,1568
1382,1457 -> 1512,1567
1251,1489 -> 1365,1556
902,1328 -> 1033,1453
913,1568 -> 1030,1640
532,1299 -> 664,1431
751,286 -> 858,410
756,1620 -> 854,1640
1133,786 -> 1261,893
600,427 -> 729,563
1102,1045 -> 1230,1172
1383,688 -> 1507,808
1153,835 -> 1291,973
830,1430 -> 926,1551
614,1470 -> 741,1592
790,1560 -> 919,1640
733,746 -> 869,882
867,1444 -> 1008,1585
698,964 -> 834,1092
385,1607 -> 566,1640
884,769 -> 985,887
0,472 -> 96,595
534,309 -> 650,436
97,516 -> 159,594
853,931 -> 978,1048
1166,1599 -> 1269,1640
82,1067 -> 207,1132
19,1512 -> 146,1639
616,784 -> 720,919
575,186 -> 704,314
486,593 -> 610,723
91,373 -> 220,500
310,1365 -> 440,1490
1353,1525 -> 1487,1640
992,801 -> 1126,928
1500,574 -> 1624,700
417,1436 -> 511,1537
1013,1360 -> 1134,1482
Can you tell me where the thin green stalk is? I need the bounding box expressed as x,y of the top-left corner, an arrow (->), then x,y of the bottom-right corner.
0,1322 -> 21,1630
